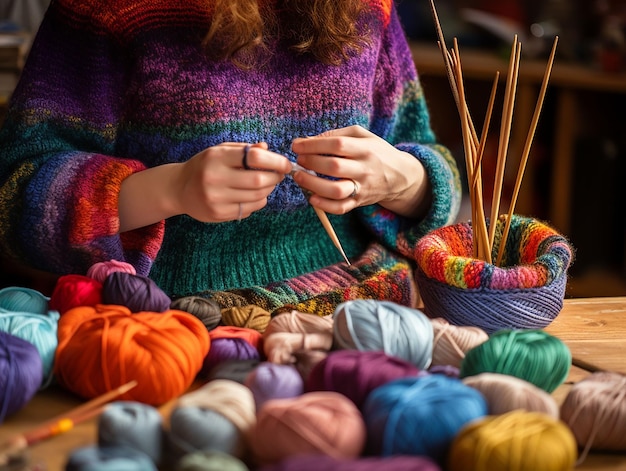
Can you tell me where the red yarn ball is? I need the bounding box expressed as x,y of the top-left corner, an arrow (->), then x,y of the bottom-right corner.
49,274 -> 102,314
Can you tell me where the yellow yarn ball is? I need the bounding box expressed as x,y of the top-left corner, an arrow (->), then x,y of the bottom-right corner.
221,304 -> 271,333
448,410 -> 578,471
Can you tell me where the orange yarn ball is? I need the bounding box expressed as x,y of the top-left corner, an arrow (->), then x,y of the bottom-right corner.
54,305 -> 210,405
250,391 -> 366,466
49,274 -> 102,314
209,326 -> 263,349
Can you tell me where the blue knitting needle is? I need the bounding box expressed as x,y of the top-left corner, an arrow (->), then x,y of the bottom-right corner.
290,162 -> 351,265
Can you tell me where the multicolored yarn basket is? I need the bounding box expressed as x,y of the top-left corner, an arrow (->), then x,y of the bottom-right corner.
415,214 -> 573,334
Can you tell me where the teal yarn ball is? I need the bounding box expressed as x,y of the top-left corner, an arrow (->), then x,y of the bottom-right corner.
333,300 -> 434,369
362,374 -> 487,462
459,329 -> 571,393
0,308 -> 59,388
0,286 -> 49,315
98,401 -> 164,465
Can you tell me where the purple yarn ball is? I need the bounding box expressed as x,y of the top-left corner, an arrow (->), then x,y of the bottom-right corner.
244,362 -> 304,409
428,364 -> 460,378
0,330 -> 43,423
257,454 -> 442,471
200,338 -> 260,378
102,272 -> 171,313
305,350 -> 421,409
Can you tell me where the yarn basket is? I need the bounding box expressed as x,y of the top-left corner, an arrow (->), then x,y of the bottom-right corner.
415,214 -> 573,333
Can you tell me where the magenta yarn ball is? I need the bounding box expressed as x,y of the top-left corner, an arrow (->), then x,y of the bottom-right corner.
257,454 -> 442,471
102,272 -> 171,313
305,350 -> 422,409
0,330 -> 43,423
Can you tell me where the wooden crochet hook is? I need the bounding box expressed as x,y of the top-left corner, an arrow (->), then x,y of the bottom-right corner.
291,162 -> 351,265
0,380 -> 138,466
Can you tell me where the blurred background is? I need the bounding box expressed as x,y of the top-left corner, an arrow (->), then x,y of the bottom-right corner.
0,0 -> 625,297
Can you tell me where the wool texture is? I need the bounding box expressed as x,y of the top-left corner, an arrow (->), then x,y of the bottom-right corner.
0,0 -> 461,309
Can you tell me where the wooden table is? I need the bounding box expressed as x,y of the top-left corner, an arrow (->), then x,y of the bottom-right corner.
1,297 -> 626,470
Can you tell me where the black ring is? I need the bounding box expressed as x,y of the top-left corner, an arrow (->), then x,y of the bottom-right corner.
242,145 -> 252,170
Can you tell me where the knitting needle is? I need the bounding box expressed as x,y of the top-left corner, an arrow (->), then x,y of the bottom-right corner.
290,162 -> 351,265
496,37 -> 558,266
0,380 -> 138,465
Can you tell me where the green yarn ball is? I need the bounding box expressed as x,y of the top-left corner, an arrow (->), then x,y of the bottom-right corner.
459,329 -> 571,393
175,451 -> 249,471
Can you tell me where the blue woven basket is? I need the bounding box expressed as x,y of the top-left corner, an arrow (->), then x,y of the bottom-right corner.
414,215 -> 574,334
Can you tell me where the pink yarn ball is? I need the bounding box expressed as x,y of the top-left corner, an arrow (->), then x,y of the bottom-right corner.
86,260 -> 137,283
250,391 -> 366,466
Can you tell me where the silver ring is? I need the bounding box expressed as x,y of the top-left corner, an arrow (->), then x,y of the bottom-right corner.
349,179 -> 359,198
242,145 -> 251,170
237,203 -> 243,222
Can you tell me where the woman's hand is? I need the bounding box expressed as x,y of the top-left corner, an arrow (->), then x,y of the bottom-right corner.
291,125 -> 431,218
118,142 -> 292,232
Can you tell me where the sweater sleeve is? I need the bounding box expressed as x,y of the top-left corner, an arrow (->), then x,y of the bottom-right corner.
359,4 -> 462,256
0,2 -> 164,276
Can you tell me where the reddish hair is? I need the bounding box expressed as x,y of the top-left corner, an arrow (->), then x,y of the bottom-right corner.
203,0 -> 371,68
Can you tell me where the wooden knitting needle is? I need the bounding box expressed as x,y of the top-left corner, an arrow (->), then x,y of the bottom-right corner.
0,380 -> 138,466
291,162 -> 351,265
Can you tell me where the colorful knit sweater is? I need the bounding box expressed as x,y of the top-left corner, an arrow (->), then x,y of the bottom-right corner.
0,0 -> 461,315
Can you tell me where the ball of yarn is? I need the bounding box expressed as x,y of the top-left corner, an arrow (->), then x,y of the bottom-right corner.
306,350 -> 421,409
0,309 -> 60,388
200,338 -> 260,378
98,401 -> 164,465
87,259 -> 137,284
0,286 -> 49,314
54,304 -> 209,405
250,391 -> 366,465
245,362 -> 304,409
175,451 -> 249,471
102,272 -> 171,313
170,296 -> 222,331
333,300 -> 433,369
292,350 -> 328,381
257,454 -> 442,471
262,310 -> 334,365
459,329 -> 571,393
65,445 -> 157,471
447,410 -> 577,471
168,380 -> 256,459
0,330 -> 43,423
430,317 -> 488,368
560,371 -> 626,453
221,304 -> 271,333
363,374 -> 487,461
462,373 -> 559,417
428,365 -> 460,378
204,359 -> 261,384
49,274 -> 102,314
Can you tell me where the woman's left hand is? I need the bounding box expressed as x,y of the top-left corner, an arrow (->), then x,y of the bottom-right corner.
291,125 -> 431,218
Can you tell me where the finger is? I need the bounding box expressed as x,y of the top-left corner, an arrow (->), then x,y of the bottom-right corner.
239,146 -> 292,174
293,171 -> 356,201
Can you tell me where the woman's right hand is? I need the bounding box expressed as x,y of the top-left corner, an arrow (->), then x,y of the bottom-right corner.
118,142 -> 292,232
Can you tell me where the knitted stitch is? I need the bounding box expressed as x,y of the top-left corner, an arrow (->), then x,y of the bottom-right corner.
0,1 -> 461,307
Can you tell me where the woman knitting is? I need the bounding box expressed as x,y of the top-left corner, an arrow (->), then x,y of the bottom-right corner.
0,0 -> 461,316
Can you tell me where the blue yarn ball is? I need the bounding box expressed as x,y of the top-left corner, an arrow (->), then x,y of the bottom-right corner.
0,309 -> 59,388
0,286 -> 49,315
333,300 -> 434,369
65,445 -> 157,471
0,330 -> 43,423
363,375 -> 488,461
167,407 -> 241,459
98,401 -> 164,465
